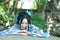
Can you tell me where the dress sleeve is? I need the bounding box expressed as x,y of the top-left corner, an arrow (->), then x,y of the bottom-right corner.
8,24 -> 18,31
28,24 -> 50,38
0,24 -> 19,35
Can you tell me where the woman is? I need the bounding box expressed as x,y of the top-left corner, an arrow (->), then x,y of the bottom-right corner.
0,11 -> 50,38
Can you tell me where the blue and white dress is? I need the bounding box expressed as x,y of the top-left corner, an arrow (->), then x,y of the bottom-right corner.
0,24 -> 50,38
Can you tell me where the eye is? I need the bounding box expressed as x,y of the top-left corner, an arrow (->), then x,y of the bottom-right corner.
21,22 -> 28,24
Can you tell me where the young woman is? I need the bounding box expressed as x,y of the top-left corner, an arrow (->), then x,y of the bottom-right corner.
0,11 -> 50,38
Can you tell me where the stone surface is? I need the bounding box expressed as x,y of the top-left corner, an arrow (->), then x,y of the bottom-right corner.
0,35 -> 60,40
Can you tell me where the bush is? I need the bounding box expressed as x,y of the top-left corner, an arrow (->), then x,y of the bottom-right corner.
0,5 -> 9,30
31,13 -> 47,32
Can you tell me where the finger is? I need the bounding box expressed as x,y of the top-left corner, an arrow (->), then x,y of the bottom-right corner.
19,33 -> 28,36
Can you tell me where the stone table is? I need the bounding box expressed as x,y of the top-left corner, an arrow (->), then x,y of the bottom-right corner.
0,35 -> 60,40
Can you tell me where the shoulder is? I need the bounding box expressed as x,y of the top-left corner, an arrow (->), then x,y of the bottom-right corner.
11,24 -> 18,28
12,24 -> 19,27
28,24 -> 39,30
9,24 -> 20,31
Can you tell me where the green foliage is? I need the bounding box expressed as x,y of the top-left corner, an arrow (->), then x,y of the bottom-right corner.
31,13 -> 47,32
35,0 -> 47,10
0,5 -> 8,26
40,0 -> 47,10
0,0 -> 4,3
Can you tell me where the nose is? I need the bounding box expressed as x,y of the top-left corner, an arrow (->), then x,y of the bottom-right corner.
22,24 -> 26,27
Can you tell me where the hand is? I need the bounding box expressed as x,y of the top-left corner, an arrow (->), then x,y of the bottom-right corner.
22,30 -> 28,34
19,33 -> 28,36
13,30 -> 22,33
13,30 -> 29,35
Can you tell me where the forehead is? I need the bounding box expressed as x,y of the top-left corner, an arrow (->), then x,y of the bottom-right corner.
22,18 -> 28,23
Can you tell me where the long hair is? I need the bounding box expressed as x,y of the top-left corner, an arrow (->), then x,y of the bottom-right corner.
16,11 -> 31,24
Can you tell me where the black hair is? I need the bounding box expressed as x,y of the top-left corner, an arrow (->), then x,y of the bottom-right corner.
17,11 -> 31,24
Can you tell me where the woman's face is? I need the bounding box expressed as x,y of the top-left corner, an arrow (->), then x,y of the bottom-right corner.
19,18 -> 28,30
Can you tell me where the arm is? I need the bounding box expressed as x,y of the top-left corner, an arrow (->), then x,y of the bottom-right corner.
28,24 -> 50,38
13,30 -> 29,36
8,24 -> 29,35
